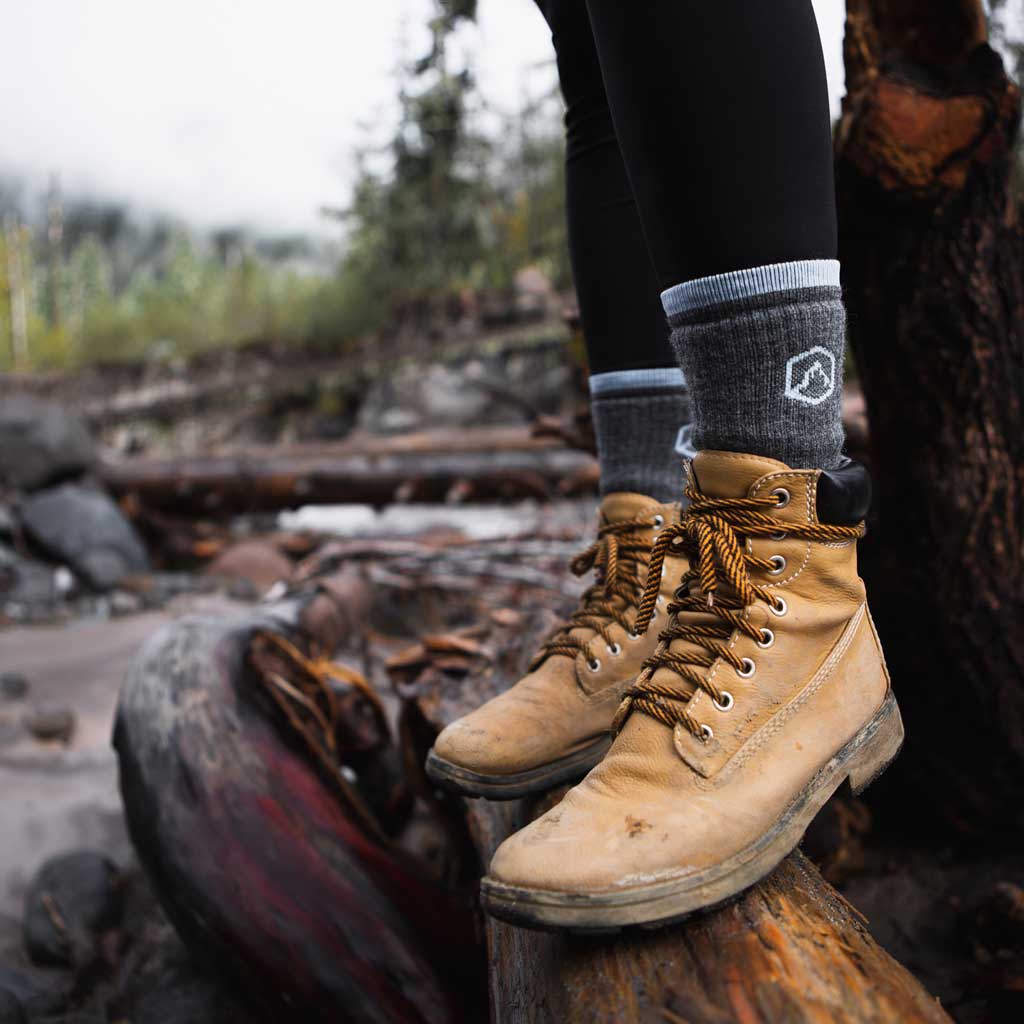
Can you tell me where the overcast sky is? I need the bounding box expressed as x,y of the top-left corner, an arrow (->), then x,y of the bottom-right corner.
1,1 -> 848,238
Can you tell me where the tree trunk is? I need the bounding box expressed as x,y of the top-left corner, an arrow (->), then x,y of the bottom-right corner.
835,0 -> 1024,831
404,611 -> 952,1024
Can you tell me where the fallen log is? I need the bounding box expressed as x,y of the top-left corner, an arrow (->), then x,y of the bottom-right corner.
102,428 -> 598,514
114,567 -> 483,1024
836,0 -> 1024,830
403,608 -> 952,1024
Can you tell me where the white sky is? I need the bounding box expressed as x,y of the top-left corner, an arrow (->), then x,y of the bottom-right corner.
1,1 -> 847,238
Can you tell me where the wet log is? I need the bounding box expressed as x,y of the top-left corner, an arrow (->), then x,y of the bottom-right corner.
404,610 -> 952,1024
101,428 -> 597,514
835,0 -> 1024,831
114,568 -> 482,1024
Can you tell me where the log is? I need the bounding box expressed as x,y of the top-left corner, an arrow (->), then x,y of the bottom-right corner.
114,568 -> 483,1024
835,0 -> 1024,830
102,428 -> 597,514
402,609 -> 952,1024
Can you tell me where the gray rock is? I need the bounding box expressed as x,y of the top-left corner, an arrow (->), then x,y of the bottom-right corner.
23,705 -> 76,744
0,554 -> 60,608
0,966 -> 66,1019
23,852 -> 122,967
18,484 -> 149,591
0,673 -> 29,700
0,397 -> 95,492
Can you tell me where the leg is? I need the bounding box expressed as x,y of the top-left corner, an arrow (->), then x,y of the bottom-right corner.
481,3 -> 903,932
586,0 -> 844,471
424,0 -> 696,799
535,0 -> 691,501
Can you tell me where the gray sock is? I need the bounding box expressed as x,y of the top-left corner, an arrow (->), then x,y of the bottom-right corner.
661,260 -> 846,470
589,368 -> 692,502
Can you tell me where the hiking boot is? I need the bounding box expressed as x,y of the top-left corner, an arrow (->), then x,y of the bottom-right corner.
425,493 -> 687,799
480,451 -> 903,929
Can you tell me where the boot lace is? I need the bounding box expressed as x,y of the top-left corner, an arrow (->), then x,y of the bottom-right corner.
531,511 -> 667,672
613,482 -> 863,739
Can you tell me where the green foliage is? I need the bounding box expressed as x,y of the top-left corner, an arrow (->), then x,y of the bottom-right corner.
0,0 -> 571,370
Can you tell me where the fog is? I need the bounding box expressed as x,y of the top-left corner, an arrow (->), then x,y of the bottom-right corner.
1,0 -> 848,238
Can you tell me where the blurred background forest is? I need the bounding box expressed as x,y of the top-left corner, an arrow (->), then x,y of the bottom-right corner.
0,1 -> 572,371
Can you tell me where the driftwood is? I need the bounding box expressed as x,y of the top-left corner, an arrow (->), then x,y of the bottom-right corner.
102,427 -> 598,514
114,568 -> 482,1024
403,609 -> 952,1024
836,0 -> 1024,830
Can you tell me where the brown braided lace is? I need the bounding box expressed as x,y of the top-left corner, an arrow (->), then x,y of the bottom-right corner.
530,511 -> 669,671
612,481 -> 863,739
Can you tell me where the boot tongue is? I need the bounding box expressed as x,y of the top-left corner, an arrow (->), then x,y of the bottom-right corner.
690,450 -> 792,499
599,491 -> 669,524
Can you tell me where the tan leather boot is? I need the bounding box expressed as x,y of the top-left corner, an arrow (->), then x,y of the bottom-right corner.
481,451 -> 903,929
425,493 -> 687,799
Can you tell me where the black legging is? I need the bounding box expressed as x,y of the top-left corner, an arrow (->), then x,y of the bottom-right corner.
534,0 -> 837,375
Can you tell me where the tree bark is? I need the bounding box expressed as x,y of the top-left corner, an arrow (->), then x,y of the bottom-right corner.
835,0 -> 1024,831
114,568 -> 482,1024
405,611 -> 952,1024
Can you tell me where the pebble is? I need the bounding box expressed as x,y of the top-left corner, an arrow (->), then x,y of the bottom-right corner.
0,673 -> 29,701
23,706 -> 76,745
23,851 -> 123,967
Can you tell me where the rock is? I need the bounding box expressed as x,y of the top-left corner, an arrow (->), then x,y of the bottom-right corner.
23,852 -> 122,967
23,705 -> 76,744
0,988 -> 23,1024
0,397 -> 95,492
0,506 -> 15,541
0,555 -> 61,609
0,673 -> 29,701
18,484 -> 149,591
203,540 -> 292,594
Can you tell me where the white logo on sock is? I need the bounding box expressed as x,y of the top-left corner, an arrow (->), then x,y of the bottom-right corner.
674,424 -> 697,459
784,347 -> 836,406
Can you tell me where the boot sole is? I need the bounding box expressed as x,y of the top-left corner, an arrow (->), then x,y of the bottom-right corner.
480,690 -> 904,931
425,735 -> 612,801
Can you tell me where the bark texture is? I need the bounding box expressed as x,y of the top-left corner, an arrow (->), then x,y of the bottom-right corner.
406,610 -> 952,1024
114,570 -> 479,1024
836,0 -> 1024,831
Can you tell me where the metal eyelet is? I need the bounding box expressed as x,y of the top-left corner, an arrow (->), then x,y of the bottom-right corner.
736,658 -> 756,678
674,585 -> 688,600
587,658 -> 601,672
607,643 -> 621,656
771,487 -> 790,508
652,514 -> 665,528
758,628 -> 775,649
770,596 -> 788,617
650,608 -> 658,621
771,531 -> 787,542
627,630 -> 640,641
700,724 -> 714,742
768,555 -> 787,575
712,691 -> 734,713
657,594 -> 666,604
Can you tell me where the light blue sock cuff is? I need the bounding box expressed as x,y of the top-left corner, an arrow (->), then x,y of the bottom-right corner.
660,259 -> 841,318
589,367 -> 686,397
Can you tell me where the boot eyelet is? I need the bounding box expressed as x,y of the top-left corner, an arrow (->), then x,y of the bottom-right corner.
712,691 -> 734,712
758,628 -> 775,649
671,535 -> 684,547
587,658 -> 601,672
771,531 -> 787,542
771,488 -> 790,508
652,514 -> 665,528
736,658 -> 756,678
770,596 -> 788,617
674,585 -> 688,600
768,555 -> 787,575
700,724 -> 714,742
607,643 -> 622,656
657,594 -> 666,604
627,630 -> 640,641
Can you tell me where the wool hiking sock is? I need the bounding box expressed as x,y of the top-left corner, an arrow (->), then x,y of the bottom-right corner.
589,367 -> 692,502
661,259 -> 846,470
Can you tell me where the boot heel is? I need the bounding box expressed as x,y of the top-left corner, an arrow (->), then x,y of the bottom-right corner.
846,692 -> 904,796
